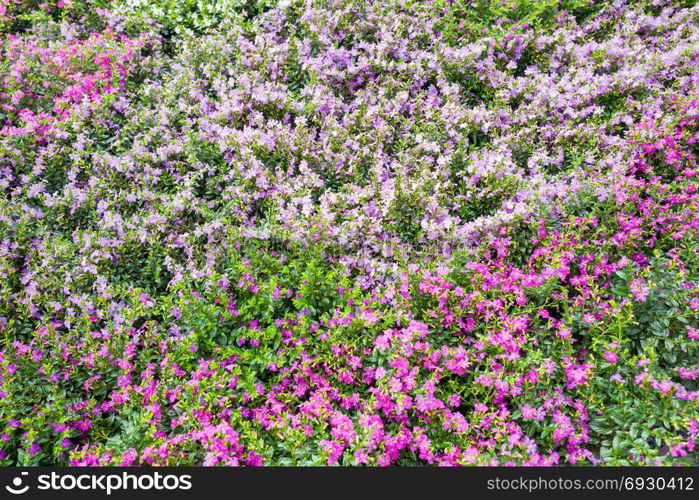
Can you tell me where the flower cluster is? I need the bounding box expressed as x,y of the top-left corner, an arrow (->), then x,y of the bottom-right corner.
0,0 -> 697,466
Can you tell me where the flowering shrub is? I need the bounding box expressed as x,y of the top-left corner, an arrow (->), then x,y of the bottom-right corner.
0,0 -> 697,466
112,0 -> 275,37
1,30 -> 151,142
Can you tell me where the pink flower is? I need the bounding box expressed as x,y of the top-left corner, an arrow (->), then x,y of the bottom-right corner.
629,279 -> 651,302
603,350 -> 618,364
563,359 -> 595,389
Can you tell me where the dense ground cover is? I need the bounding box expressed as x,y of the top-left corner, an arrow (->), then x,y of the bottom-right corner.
0,0 -> 697,466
